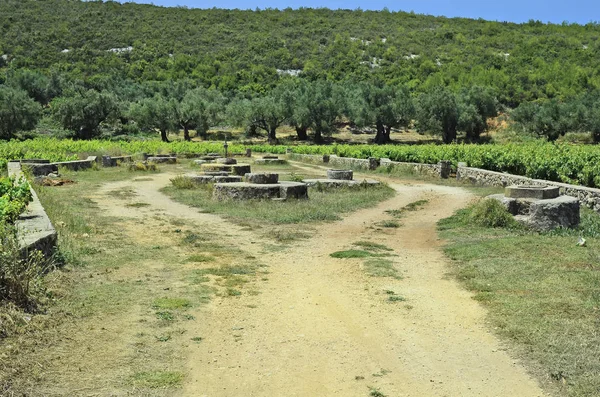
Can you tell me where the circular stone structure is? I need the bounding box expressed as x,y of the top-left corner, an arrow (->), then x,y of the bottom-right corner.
216,157 -> 237,165
254,157 -> 288,165
302,178 -> 381,188
200,163 -> 251,176
245,173 -> 279,184
213,181 -> 308,200
505,185 -> 559,200
212,172 -> 308,200
181,173 -> 242,185
147,156 -> 177,164
327,169 -> 354,180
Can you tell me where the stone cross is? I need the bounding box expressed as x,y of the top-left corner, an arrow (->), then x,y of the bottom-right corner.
223,140 -> 229,158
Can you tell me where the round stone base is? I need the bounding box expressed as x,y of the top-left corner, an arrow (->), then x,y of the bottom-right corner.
147,156 -> 177,164
327,169 -> 353,180
200,163 -> 251,176
303,178 -> 380,188
254,158 -> 288,165
213,181 -> 308,200
245,173 -> 279,184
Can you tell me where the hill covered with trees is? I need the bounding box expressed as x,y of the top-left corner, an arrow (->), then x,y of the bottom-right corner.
1,0 -> 600,143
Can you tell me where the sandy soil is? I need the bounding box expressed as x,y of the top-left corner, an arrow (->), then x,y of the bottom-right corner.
90,166 -> 546,397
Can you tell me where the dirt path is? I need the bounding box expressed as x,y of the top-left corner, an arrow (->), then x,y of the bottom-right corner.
96,166 -> 546,397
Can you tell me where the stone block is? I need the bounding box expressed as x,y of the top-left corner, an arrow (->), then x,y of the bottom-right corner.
213,182 -> 281,200
182,174 -> 215,184
505,185 -> 559,200
147,156 -> 177,164
439,160 -> 452,179
279,182 -> 308,199
217,157 -> 237,164
214,176 -> 243,183
254,158 -> 288,165
518,196 -> 580,231
368,157 -> 380,170
327,169 -> 354,180
245,173 -> 279,184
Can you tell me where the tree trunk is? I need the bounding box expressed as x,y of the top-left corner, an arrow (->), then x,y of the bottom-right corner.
268,126 -> 277,144
183,126 -> 191,141
314,128 -> 323,143
296,126 -> 308,141
374,122 -> 390,144
160,129 -> 170,143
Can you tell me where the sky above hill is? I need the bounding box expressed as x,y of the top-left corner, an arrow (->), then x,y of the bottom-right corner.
115,0 -> 599,24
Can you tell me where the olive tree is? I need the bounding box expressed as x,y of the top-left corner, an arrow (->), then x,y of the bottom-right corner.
0,86 -> 41,140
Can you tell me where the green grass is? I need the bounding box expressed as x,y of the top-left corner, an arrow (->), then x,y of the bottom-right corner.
131,371 -> 184,388
439,205 -> 600,396
161,183 -> 395,225
152,297 -> 192,310
376,220 -> 401,228
364,258 -> 401,279
353,241 -> 393,252
330,250 -> 375,259
385,199 -> 429,219
185,254 -> 216,263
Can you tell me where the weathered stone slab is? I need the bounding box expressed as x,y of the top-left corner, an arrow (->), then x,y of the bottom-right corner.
302,178 -> 381,188
202,171 -> 230,176
517,195 -> 580,231
182,174 -> 215,184
217,157 -> 237,164
7,162 -> 57,258
200,163 -> 251,176
147,156 -> 177,164
245,173 -> 279,184
214,176 -> 243,183
213,182 -> 281,200
193,159 -> 208,165
254,158 -> 288,165
19,159 -> 50,164
327,169 -> 354,180
279,181 -> 308,199
505,185 -> 559,200
262,155 -> 279,159
487,194 -> 520,215
54,156 -> 98,171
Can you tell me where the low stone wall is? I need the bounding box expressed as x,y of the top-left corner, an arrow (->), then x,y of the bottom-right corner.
287,153 -> 442,178
457,166 -> 600,212
7,162 -> 57,257
54,156 -> 98,171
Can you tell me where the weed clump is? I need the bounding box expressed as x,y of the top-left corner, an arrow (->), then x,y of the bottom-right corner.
170,175 -> 196,189
469,199 -> 517,228
128,161 -> 158,172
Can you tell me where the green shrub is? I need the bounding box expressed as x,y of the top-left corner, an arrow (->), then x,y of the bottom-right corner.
0,224 -> 46,315
469,199 -> 517,228
127,161 -> 158,172
0,177 -> 33,224
170,175 -> 196,189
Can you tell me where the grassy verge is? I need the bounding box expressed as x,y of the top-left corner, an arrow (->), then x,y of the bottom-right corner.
439,204 -> 600,396
0,166 -> 262,395
161,183 -> 395,225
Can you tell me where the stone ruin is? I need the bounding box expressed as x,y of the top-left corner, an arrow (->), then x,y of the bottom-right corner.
303,169 -> 380,188
253,155 -> 288,165
213,172 -> 308,201
488,185 -> 580,231
146,154 -> 177,164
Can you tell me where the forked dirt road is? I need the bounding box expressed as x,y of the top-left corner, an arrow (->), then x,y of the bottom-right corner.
97,167 -> 546,397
